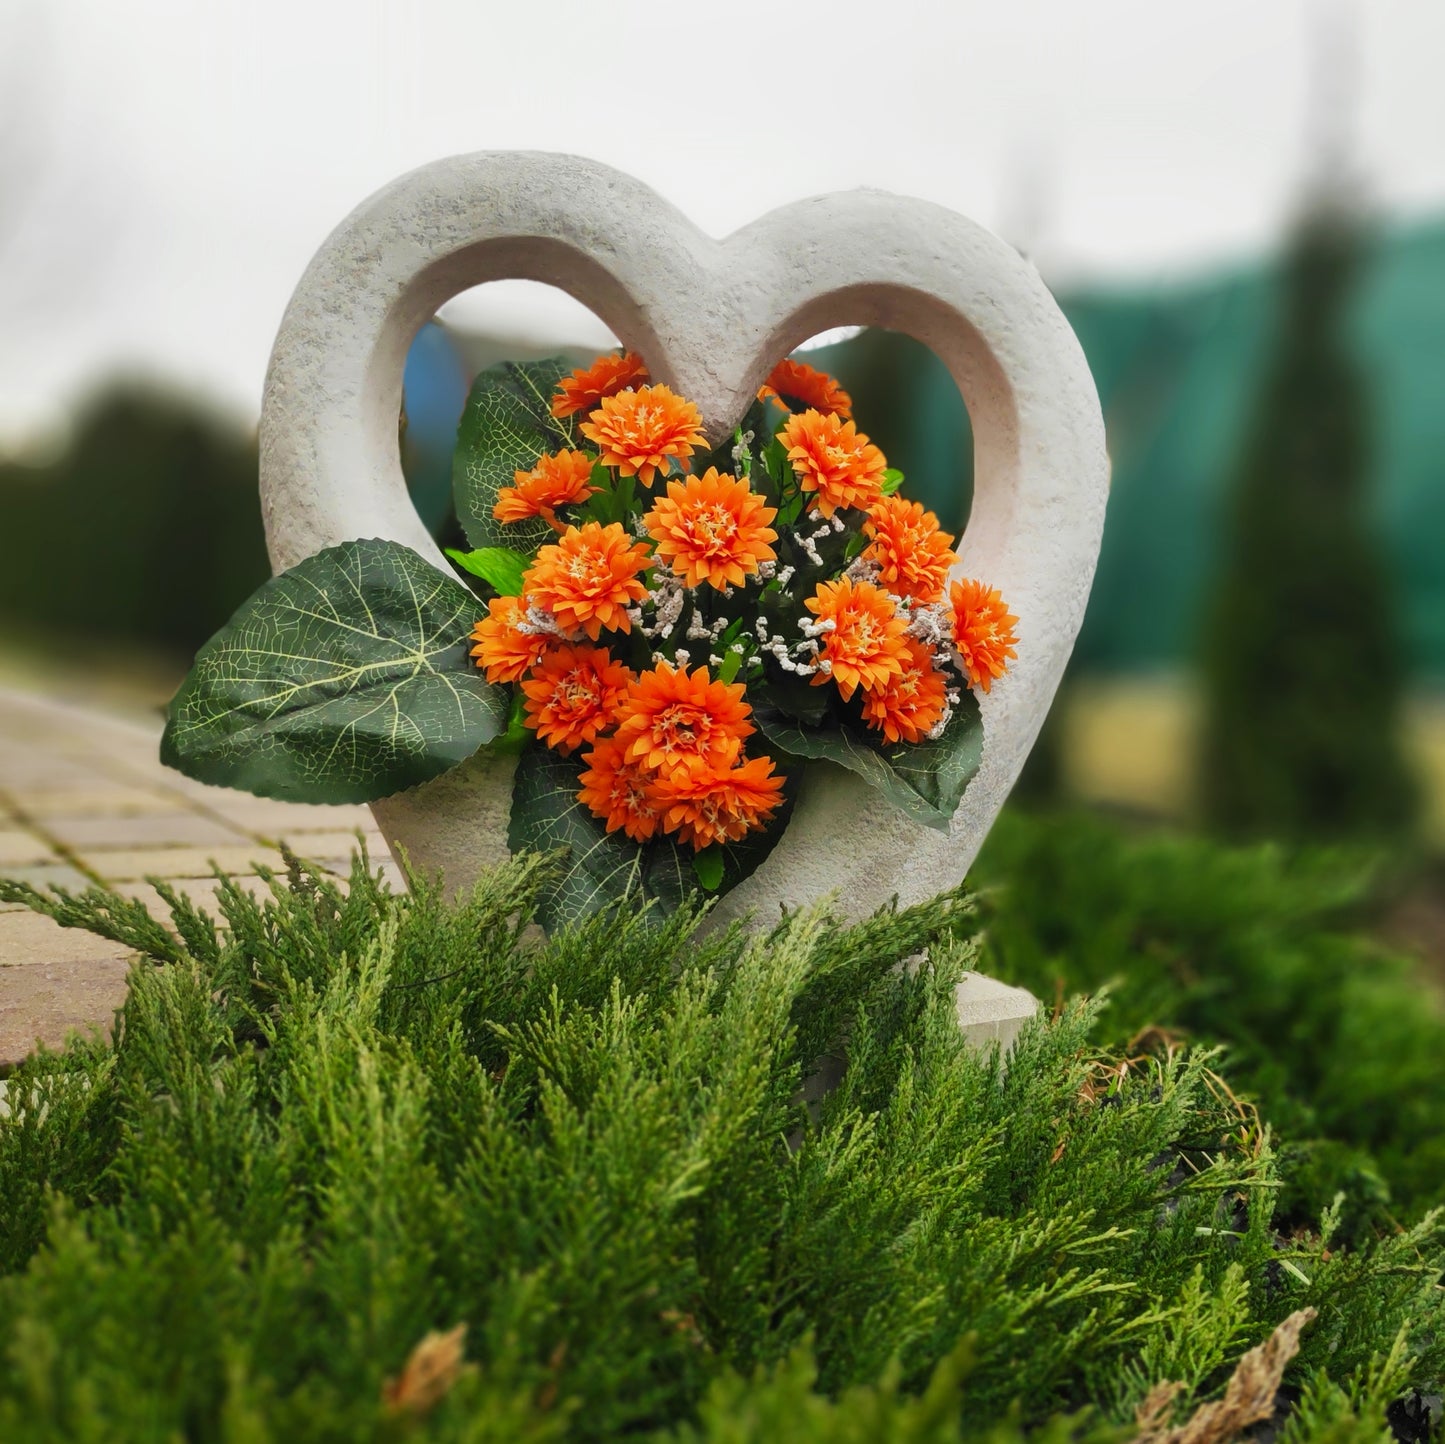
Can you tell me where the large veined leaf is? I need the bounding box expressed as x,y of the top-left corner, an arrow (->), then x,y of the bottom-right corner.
508,745 -> 800,932
754,692 -> 983,833
161,539 -> 508,803
453,356 -> 579,553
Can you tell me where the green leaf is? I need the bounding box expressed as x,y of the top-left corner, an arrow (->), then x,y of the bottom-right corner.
445,546 -> 529,597
693,846 -> 725,891
490,687 -> 531,755
508,746 -> 801,932
453,356 -> 578,553
882,467 -> 905,495
716,646 -> 745,684
506,746 -> 649,932
694,398 -> 768,479
161,539 -> 508,803
755,662 -> 831,726
754,692 -> 983,833
576,461 -> 624,525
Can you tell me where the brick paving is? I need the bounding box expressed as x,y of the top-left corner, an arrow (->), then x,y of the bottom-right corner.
0,685 -> 401,1067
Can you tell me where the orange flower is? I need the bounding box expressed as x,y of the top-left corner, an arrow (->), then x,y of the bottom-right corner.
861,638 -> 949,744
522,521 -> 651,641
805,577 -> 910,701
645,467 -> 778,591
577,734 -> 663,842
551,351 -> 650,418
579,384 -> 707,487
950,578 -> 1018,693
862,495 -> 958,603
520,644 -> 633,754
614,661 -> 754,774
493,450 -> 600,529
758,358 -> 853,418
469,597 -> 553,684
654,754 -> 787,849
781,409 -> 887,516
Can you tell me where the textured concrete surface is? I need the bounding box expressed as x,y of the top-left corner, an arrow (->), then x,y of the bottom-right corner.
954,973 -> 1040,1053
0,686 -> 397,1067
259,151 -> 1108,927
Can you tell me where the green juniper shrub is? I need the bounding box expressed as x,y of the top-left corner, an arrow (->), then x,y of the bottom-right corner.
0,846 -> 1440,1442
971,810 -> 1445,1231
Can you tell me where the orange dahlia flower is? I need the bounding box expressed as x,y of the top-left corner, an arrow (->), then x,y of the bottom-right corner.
493,449 -> 599,529
520,643 -> 632,754
950,578 -> 1018,693
579,384 -> 707,487
805,577 -> 910,701
780,409 -> 887,516
551,351 -> 650,418
614,661 -> 754,775
862,495 -> 958,603
577,734 -> 663,842
522,521 -> 652,641
654,754 -> 786,848
469,597 -> 553,684
645,467 -> 779,591
758,358 -> 853,418
861,637 -> 949,744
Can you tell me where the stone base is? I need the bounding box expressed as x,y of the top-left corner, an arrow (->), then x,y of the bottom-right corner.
954,972 -> 1039,1053
792,971 -> 1037,1144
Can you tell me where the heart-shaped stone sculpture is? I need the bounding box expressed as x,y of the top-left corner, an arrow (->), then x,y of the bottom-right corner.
259,152 -> 1107,926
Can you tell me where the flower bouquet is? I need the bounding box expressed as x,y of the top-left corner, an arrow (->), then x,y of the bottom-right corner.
163,350 -> 1016,928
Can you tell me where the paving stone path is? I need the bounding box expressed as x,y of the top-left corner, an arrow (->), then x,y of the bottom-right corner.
0,685 -> 400,1067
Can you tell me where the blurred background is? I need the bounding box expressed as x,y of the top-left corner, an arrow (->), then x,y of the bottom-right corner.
2,0 -> 1443,843
7,0 -> 1445,1249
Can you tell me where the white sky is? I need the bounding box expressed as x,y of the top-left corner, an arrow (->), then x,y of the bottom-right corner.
1,0 -> 1443,443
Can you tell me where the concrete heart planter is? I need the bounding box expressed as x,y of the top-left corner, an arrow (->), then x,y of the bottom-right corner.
258,151 -> 1107,929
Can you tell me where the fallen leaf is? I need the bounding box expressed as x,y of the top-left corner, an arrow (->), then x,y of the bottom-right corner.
382,1323 -> 471,1417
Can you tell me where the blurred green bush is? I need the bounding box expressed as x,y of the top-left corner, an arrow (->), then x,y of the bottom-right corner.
0,385 -> 269,661
973,809 -> 1445,1229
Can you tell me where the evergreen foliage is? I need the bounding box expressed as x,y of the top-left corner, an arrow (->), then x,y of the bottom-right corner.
1198,202 -> 1416,837
0,842 -> 1440,1441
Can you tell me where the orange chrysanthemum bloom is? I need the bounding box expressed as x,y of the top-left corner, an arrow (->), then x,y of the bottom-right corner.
551,351 -> 650,418
579,384 -> 707,487
654,754 -> 786,848
469,597 -> 553,684
577,734 -> 663,842
645,467 -> 779,591
950,578 -> 1019,693
781,409 -> 887,516
522,521 -> 652,641
757,358 -> 853,418
493,450 -> 600,529
520,644 -> 633,754
614,661 -> 754,775
805,577 -> 911,701
862,495 -> 958,603
861,638 -> 949,744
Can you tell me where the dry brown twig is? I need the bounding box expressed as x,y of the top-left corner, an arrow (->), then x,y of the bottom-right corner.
1130,1308 -> 1318,1444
